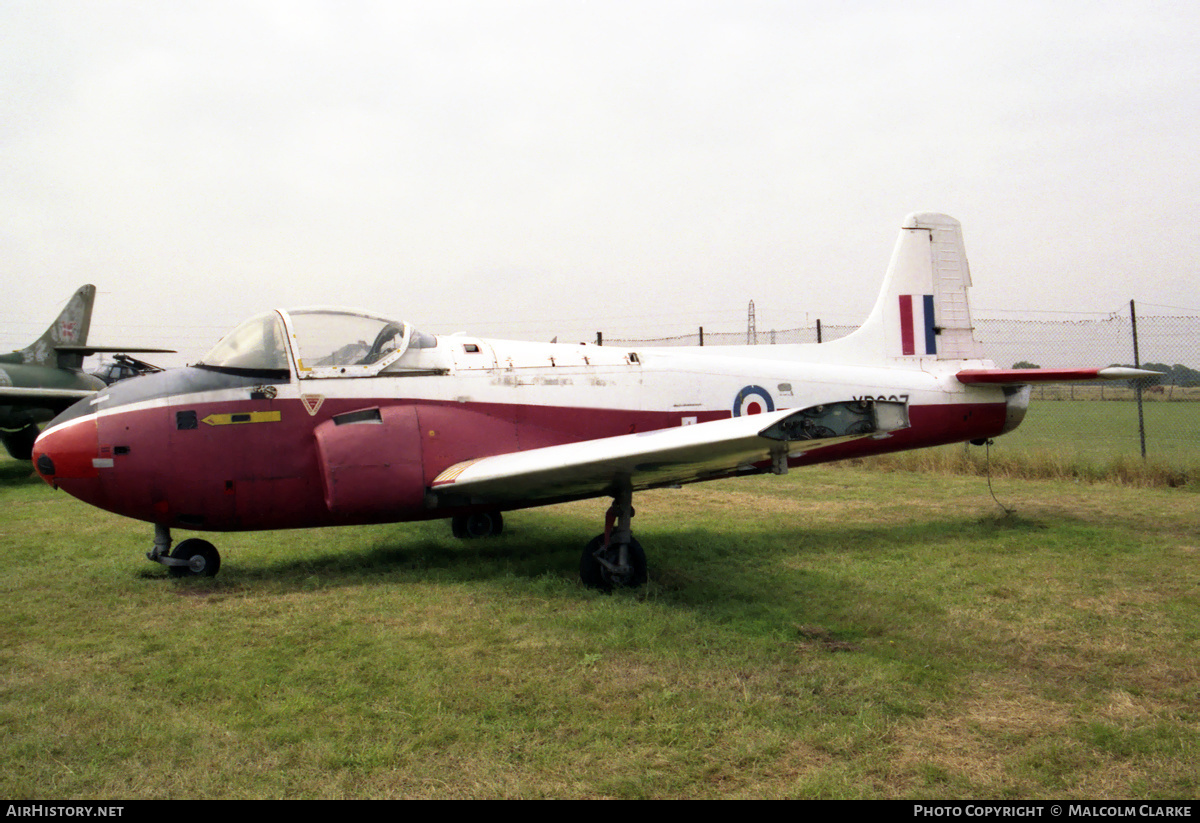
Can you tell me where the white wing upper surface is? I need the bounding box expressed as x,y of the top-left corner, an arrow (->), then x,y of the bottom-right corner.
431,400 -> 908,505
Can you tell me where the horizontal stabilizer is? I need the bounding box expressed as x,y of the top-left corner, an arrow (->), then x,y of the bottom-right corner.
956,367 -> 1160,386
431,400 -> 909,506
55,345 -> 175,356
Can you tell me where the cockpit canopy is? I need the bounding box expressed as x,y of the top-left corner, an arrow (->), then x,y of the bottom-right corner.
199,309 -> 436,378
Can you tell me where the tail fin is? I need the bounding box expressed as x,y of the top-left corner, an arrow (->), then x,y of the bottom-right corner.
20,285 -> 96,370
826,213 -> 985,363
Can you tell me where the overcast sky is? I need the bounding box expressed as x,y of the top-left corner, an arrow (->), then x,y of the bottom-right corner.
2,0 -> 1197,363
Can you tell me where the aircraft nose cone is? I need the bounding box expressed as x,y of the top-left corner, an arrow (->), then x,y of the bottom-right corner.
32,416 -> 101,487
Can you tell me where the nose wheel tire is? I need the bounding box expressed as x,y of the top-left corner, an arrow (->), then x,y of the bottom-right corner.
167,538 -> 221,578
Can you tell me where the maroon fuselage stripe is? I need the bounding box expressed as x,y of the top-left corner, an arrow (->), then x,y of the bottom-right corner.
37,396 -> 1009,533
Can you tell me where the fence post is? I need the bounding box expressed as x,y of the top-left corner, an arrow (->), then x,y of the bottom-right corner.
1131,299 -> 1147,459
699,326 -> 704,347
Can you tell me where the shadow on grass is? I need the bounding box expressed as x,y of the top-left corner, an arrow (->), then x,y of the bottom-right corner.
255,530 -> 577,584
641,512 -> 1054,627
147,511 -> 1054,630
141,522 -> 587,592
0,459 -> 44,487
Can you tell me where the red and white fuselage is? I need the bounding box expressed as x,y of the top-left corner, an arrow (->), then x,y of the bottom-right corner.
35,213 -> 1127,540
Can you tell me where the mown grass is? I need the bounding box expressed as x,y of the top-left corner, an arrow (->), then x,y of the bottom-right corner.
862,443 -> 1196,488
1,457 -> 1197,799
1000,400 -> 1200,469
862,398 -> 1199,486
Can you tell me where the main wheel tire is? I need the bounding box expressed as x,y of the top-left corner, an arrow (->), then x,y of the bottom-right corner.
167,538 -> 221,578
580,534 -> 647,592
451,512 -> 504,539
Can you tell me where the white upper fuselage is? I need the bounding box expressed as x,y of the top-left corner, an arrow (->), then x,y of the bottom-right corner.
313,332 -> 997,420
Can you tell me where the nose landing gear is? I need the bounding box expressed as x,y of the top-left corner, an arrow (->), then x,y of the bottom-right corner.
147,525 -> 222,578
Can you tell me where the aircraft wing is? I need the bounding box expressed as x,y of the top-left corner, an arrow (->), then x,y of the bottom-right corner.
55,345 -> 175,356
0,386 -> 96,411
956,367 -> 1159,386
431,400 -> 908,506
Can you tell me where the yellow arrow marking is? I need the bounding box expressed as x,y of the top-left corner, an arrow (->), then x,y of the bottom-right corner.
201,411 -> 282,427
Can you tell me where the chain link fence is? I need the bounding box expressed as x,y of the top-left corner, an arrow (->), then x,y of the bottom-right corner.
603,307 -> 1200,465
603,323 -> 858,348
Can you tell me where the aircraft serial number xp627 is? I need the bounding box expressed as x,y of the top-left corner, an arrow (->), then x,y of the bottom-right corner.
32,213 -> 1151,590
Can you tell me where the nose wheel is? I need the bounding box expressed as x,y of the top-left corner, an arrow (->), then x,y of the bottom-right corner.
167,539 -> 221,578
147,526 -> 222,578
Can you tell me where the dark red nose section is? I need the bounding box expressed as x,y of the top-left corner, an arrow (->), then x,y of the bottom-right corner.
32,415 -> 101,488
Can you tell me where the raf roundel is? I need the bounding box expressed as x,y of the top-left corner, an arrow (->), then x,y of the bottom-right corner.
733,385 -> 774,417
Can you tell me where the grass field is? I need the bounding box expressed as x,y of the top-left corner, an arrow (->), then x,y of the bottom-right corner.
1,456 -> 1198,799
965,399 -> 1200,469
1028,385 -> 1200,403
1018,399 -> 1198,456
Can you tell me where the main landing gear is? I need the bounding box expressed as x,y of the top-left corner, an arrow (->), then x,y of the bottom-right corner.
445,480 -> 650,592
144,490 -> 650,588
148,524 -> 221,578
451,511 -> 504,539
580,478 -> 647,592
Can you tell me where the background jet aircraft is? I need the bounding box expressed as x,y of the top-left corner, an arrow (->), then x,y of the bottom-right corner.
0,285 -> 172,459
89,353 -> 165,386
31,215 -> 1156,588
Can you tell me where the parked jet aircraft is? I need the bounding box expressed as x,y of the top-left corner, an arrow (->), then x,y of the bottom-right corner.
31,214 -> 1152,588
0,285 -> 172,459
89,353 -> 165,386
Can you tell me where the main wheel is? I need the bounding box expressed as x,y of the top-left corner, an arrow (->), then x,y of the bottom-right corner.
580,534 -> 647,592
167,538 -> 221,578
451,512 -> 504,539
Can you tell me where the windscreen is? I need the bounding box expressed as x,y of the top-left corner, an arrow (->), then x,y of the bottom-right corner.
198,311 -> 289,372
